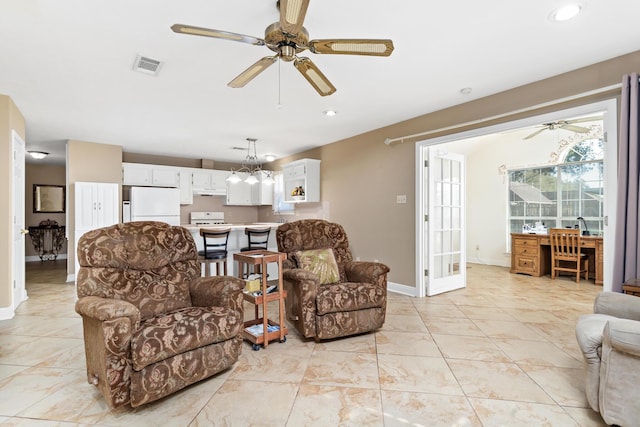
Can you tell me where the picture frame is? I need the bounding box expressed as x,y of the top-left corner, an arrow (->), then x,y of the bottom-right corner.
33,184 -> 65,213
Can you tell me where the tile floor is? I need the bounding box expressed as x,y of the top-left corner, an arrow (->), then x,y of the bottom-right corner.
0,261 -> 609,426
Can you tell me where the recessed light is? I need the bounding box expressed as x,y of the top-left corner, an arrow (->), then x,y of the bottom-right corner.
460,87 -> 472,95
323,109 -> 337,116
264,154 -> 276,162
550,4 -> 582,22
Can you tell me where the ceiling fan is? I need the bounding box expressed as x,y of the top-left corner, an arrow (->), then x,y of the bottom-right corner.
523,117 -> 599,140
171,0 -> 394,96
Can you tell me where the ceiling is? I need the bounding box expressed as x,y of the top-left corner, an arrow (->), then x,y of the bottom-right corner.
2,1 -> 640,166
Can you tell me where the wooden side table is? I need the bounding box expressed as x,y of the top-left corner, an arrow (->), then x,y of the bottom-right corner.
234,250 -> 288,350
623,278 -> 640,296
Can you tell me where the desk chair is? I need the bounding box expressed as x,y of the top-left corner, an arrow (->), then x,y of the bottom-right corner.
549,228 -> 589,283
240,227 -> 271,278
199,228 -> 231,276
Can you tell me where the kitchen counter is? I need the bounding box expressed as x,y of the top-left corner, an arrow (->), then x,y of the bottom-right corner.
180,222 -> 281,232
183,223 -> 282,277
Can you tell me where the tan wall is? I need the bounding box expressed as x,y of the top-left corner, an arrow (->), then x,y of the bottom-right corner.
66,139 -> 122,277
25,164 -> 67,258
0,95 -> 26,308
259,50 -> 640,288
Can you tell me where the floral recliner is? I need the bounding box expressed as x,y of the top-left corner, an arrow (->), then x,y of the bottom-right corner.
75,221 -> 245,408
276,219 -> 390,340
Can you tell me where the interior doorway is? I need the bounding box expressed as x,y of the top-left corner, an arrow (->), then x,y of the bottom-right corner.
416,99 -> 618,297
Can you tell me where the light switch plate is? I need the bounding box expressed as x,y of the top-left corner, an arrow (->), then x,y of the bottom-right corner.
396,194 -> 407,204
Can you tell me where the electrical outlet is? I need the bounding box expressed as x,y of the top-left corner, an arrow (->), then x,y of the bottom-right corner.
475,244 -> 480,251
396,194 -> 407,204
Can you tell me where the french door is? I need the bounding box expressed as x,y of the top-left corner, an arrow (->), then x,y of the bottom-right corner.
423,147 -> 466,296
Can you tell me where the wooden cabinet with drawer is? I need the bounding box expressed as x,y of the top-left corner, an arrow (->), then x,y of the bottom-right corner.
511,235 -> 544,276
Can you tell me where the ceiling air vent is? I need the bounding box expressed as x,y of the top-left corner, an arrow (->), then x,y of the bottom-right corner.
133,55 -> 162,75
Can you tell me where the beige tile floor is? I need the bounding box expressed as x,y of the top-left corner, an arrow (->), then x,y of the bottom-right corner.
0,261 -> 610,426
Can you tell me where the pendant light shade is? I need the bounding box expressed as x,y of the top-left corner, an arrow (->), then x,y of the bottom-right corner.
226,138 -> 274,185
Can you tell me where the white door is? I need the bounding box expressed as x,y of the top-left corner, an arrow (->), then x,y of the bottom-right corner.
12,130 -> 27,308
425,147 -> 466,296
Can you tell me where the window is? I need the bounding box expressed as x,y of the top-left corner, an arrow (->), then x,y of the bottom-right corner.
272,172 -> 295,214
508,137 -> 604,235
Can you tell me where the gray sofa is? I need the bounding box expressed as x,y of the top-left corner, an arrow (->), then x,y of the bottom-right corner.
575,292 -> 640,426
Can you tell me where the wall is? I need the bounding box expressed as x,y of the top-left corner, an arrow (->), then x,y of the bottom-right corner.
258,50 -> 640,289
0,95 -> 26,309
25,163 -> 67,259
66,139 -> 122,278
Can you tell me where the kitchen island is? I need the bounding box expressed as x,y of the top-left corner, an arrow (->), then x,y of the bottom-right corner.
182,223 -> 281,277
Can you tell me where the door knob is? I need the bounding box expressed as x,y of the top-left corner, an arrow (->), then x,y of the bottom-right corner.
20,229 -> 29,235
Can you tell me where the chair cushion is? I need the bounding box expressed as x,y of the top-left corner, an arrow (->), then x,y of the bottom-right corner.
316,282 -> 386,315
131,305 -> 242,371
293,248 -> 340,285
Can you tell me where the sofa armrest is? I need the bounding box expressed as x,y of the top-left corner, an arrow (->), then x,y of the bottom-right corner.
283,268 -> 320,338
594,292 -> 640,321
603,318 -> 640,357
189,276 -> 245,315
75,296 -> 140,325
344,261 -> 390,285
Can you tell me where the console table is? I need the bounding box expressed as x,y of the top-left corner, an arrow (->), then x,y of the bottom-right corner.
28,219 -> 66,261
510,232 -> 603,285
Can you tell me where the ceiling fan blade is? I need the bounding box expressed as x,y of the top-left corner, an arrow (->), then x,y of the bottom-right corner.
279,0 -> 310,35
171,24 -> 265,46
228,56 -> 278,88
561,124 -> 591,133
523,128 -> 546,140
293,57 -> 336,96
309,39 -> 394,56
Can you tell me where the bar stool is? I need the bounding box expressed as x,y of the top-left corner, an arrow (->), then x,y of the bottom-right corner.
240,227 -> 271,278
198,228 -> 231,276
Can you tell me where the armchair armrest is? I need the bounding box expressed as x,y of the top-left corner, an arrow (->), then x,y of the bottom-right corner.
283,268 -> 321,338
603,318 -> 640,357
75,296 -> 140,326
594,292 -> 640,321
189,276 -> 245,315
344,261 -> 390,285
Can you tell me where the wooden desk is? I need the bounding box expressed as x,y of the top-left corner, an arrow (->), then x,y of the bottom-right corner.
510,233 -> 603,285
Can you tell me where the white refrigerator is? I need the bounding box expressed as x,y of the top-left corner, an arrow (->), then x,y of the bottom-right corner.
129,187 -> 181,226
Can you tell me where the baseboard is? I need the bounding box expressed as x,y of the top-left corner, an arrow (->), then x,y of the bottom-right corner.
26,254 -> 68,263
467,257 -> 510,268
387,281 -> 417,297
67,274 -> 75,283
0,305 -> 15,321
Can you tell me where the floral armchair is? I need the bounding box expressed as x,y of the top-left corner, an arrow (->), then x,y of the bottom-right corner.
75,221 -> 245,408
276,219 -> 390,340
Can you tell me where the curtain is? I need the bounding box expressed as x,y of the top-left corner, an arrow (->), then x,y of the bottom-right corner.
612,73 -> 640,292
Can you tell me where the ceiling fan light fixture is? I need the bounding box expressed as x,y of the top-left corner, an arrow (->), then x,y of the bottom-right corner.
27,150 -> 49,160
550,4 -> 582,22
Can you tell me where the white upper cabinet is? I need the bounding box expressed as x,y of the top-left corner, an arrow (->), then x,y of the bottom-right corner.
178,169 -> 193,205
282,158 -> 320,203
122,163 -> 178,188
192,169 -> 227,195
225,171 -> 274,206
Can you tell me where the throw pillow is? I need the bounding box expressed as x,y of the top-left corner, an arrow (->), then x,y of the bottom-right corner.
293,248 -> 340,285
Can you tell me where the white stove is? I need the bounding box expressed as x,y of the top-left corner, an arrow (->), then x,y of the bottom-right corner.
190,211 -> 225,226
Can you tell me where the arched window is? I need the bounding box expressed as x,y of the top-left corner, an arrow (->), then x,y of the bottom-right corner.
508,135 -> 604,235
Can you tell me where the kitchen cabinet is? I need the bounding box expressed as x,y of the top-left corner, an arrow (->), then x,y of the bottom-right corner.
226,171 -> 273,206
122,163 -> 179,188
282,158 -> 320,203
178,169 -> 193,205
192,169 -> 227,195
74,182 -> 119,281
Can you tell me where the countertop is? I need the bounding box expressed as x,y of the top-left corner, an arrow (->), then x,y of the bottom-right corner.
181,222 -> 281,231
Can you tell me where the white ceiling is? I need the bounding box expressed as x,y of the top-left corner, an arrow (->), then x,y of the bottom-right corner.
2,0 -> 640,166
